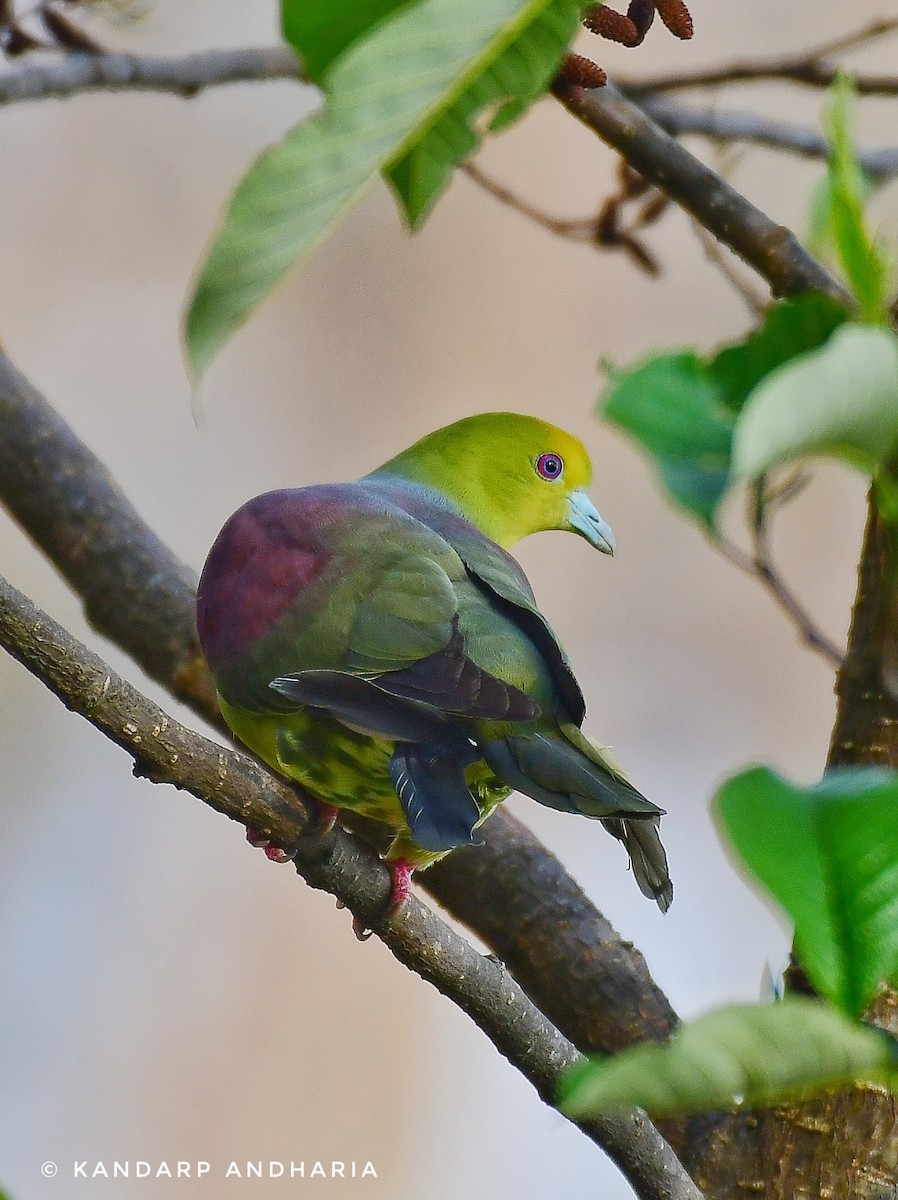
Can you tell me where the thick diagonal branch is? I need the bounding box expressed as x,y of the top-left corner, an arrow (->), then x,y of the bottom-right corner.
0,572 -> 702,1200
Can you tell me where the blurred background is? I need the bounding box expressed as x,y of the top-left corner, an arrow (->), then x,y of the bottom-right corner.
0,1 -> 895,1195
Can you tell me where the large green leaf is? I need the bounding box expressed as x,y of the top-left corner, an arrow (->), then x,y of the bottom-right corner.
599,293 -> 848,526
386,0 -> 581,227
731,323 -> 898,482
186,0 -> 580,382
823,75 -> 891,321
716,767 -> 898,1017
281,0 -> 419,81
559,999 -> 896,1118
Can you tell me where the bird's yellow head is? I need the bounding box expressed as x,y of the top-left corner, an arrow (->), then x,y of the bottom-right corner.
368,412 -> 616,553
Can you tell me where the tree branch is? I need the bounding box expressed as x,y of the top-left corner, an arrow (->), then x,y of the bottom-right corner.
461,160 -> 599,241
555,82 -> 852,303
0,45 -> 304,106
634,95 -> 898,181
0,571 -> 702,1200
713,533 -> 844,669
618,17 -> 898,97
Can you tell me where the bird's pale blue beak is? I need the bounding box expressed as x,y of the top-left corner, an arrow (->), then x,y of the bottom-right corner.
568,491 -> 616,555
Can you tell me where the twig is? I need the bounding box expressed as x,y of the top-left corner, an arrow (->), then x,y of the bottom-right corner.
462,159 -> 666,275
0,44 -> 304,105
460,160 -> 598,241
714,530 -> 844,669
556,82 -> 853,304
0,572 -> 703,1200
619,17 -> 898,96
691,220 -> 768,317
635,95 -> 898,181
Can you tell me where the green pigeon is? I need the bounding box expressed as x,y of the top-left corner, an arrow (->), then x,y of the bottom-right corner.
196,413 -> 672,912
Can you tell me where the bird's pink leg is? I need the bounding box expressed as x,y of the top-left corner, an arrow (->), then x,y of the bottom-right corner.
315,802 -> 339,835
389,859 -> 415,910
349,859 -> 415,941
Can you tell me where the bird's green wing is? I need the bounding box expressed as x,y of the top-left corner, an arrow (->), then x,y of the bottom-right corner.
342,552 -> 459,674
444,523 -> 586,725
248,496 -> 539,723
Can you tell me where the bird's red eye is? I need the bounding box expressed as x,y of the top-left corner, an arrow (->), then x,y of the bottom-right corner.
536,452 -> 564,480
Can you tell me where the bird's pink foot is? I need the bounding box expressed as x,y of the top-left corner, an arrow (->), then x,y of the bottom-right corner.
389,859 -> 415,910
315,802 -> 339,835
349,859 -> 415,941
245,826 -> 295,863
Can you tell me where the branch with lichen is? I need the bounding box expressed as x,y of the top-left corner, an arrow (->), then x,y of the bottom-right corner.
0,571 -> 702,1200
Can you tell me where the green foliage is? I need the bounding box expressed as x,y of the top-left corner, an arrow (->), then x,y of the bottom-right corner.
186,0 -> 580,381
602,352 -> 734,526
806,169 -> 876,270
281,0 -> 418,80
731,324 -> 898,482
716,767 -> 898,1017
559,999 -> 896,1118
822,75 -> 891,321
599,293 -> 848,525
710,292 -> 848,410
386,0 -> 582,227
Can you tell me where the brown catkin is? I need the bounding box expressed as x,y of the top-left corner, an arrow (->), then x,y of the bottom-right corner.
626,0 -> 656,41
557,53 -> 607,90
656,0 -> 693,39
582,4 -> 641,46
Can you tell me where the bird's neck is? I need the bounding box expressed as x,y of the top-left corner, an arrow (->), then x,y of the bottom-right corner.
365,466 -> 523,549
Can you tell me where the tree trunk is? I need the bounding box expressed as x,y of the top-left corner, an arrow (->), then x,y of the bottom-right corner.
681,499 -> 898,1197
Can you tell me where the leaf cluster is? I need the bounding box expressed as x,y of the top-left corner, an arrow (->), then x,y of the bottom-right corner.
601,78 -> 898,531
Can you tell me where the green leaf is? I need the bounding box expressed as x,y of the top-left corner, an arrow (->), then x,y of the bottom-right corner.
281,0 -> 418,81
602,352 -> 734,526
824,75 -> 891,321
599,294 -> 849,526
806,168 -> 877,268
716,767 -> 898,1016
386,0 -> 581,227
710,292 -> 849,411
731,323 -> 898,482
186,0 -> 580,382
559,999 -> 896,1118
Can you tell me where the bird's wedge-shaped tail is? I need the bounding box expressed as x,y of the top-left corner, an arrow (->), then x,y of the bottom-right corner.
602,816 -> 673,912
478,723 -> 661,819
478,723 -> 673,910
